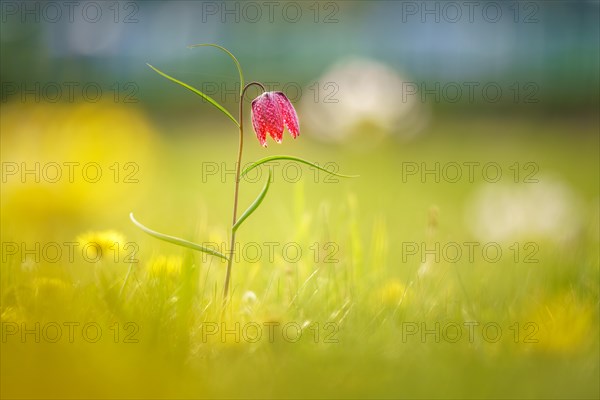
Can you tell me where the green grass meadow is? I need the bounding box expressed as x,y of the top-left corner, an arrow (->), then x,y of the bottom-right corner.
1,101 -> 598,398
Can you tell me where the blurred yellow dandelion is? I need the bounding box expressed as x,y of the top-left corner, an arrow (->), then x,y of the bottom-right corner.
69,230 -> 130,287
1,102 -> 158,234
374,279 -> 411,308
146,255 -> 183,279
76,230 -> 127,263
529,292 -> 595,354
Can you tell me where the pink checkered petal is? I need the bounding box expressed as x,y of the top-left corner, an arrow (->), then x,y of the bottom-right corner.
275,92 -> 300,138
251,92 -> 284,147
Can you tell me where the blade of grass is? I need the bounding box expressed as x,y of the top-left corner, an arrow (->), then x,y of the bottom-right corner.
130,213 -> 229,261
146,63 -> 239,127
241,155 -> 359,179
187,43 -> 244,96
232,169 -> 272,233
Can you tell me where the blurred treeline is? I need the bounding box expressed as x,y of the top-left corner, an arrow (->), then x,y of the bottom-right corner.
1,1 -> 598,115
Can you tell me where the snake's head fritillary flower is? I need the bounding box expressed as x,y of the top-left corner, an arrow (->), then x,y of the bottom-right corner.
251,91 -> 299,147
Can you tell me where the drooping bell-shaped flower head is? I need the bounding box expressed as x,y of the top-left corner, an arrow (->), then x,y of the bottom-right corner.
251,92 -> 299,147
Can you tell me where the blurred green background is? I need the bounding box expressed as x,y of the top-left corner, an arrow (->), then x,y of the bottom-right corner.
1,1 -> 599,399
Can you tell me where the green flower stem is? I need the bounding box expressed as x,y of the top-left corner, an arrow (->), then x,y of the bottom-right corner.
223,81 -> 266,310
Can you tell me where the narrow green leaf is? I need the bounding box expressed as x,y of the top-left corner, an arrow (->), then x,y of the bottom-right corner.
232,169 -> 272,233
146,63 -> 239,127
187,43 -> 244,96
130,213 -> 229,261
241,155 -> 359,179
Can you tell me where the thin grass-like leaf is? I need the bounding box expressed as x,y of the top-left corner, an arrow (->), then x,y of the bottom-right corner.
146,63 -> 239,127
130,213 -> 228,261
188,43 -> 244,96
232,169 -> 272,233
241,155 -> 359,179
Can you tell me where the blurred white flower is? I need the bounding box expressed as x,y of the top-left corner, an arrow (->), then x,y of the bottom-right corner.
241,290 -> 258,316
300,57 -> 428,146
242,290 -> 258,304
466,177 -> 583,243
